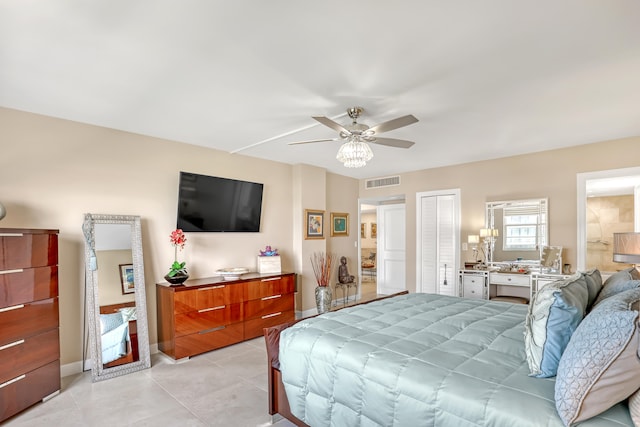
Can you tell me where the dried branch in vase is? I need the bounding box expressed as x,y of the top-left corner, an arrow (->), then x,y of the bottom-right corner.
310,252 -> 336,287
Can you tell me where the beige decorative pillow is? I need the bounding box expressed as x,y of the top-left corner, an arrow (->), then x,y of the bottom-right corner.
630,389 -> 640,427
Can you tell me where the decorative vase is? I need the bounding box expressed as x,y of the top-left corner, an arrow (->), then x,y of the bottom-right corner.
164,271 -> 189,285
315,285 -> 332,314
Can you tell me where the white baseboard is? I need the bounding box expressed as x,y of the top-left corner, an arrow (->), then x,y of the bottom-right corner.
61,344 -> 160,378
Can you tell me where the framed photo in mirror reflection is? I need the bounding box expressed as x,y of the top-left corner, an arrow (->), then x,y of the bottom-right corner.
119,263 -> 135,294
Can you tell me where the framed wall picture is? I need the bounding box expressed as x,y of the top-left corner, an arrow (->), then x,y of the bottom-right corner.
305,209 -> 325,239
371,222 -> 377,239
330,212 -> 349,237
361,223 -> 366,238
119,263 -> 135,294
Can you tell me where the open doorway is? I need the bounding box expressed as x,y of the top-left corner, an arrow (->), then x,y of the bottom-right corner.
577,167 -> 640,273
358,195 -> 406,301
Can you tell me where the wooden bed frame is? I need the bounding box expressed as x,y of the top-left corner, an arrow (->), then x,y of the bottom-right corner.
263,291 -> 408,426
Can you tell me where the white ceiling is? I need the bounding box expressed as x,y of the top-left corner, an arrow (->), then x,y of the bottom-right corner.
2,1 -> 640,179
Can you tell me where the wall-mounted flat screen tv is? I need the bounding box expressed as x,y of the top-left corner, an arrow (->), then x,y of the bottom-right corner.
176,171 -> 264,232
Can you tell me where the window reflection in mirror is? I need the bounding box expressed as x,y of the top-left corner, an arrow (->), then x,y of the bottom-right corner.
486,198 -> 548,264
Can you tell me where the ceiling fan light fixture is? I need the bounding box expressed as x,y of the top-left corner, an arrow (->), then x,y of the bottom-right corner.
336,138 -> 373,168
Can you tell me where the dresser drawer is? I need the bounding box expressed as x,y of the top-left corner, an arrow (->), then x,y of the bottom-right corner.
244,293 -> 294,320
244,310 -> 295,340
0,232 -> 58,271
174,323 -> 244,359
490,273 -> 530,287
463,279 -> 485,299
173,283 -> 244,314
0,266 -> 58,308
0,298 -> 58,345
0,359 -> 60,422
0,328 -> 59,385
246,275 -> 295,301
174,303 -> 242,337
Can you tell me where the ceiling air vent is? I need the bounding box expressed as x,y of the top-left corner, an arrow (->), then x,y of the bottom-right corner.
365,175 -> 401,189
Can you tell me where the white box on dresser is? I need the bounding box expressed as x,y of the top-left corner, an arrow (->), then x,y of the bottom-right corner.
0,228 -> 60,423
257,256 -> 281,274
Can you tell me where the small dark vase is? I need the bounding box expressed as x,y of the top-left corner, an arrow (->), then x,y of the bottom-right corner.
164,271 -> 189,285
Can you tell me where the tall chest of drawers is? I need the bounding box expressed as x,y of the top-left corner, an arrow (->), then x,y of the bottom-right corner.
157,272 -> 295,360
0,228 -> 60,422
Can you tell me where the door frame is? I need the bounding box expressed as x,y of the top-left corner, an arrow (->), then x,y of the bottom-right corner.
415,188 -> 461,294
358,195 -> 406,298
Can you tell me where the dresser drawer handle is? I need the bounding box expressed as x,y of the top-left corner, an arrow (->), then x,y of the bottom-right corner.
262,312 -> 282,319
0,339 -> 25,351
199,326 -> 225,334
261,277 -> 281,282
0,374 -> 26,389
0,269 -> 24,275
198,285 -> 225,291
0,304 -> 25,313
0,233 -> 24,237
261,294 -> 281,301
198,305 -> 225,313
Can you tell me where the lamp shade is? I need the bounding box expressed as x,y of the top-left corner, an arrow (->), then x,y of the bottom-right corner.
468,235 -> 480,244
480,228 -> 499,238
613,232 -> 640,264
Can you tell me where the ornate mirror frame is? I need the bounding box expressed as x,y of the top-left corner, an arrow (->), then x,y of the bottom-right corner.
485,198 -> 549,265
83,214 -> 151,381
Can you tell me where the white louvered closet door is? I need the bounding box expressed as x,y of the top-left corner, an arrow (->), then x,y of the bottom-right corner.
417,190 -> 460,295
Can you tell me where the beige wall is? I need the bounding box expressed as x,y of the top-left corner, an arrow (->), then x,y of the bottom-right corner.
360,212 -> 377,249
96,249 -> 136,306
586,195 -> 635,272
0,107 -> 361,368
326,173 -> 359,284
2,106 -> 638,369
360,136 -> 640,292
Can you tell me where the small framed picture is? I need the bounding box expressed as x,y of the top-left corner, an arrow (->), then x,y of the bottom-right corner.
330,212 -> 349,237
119,264 -> 135,294
361,223 -> 366,238
371,222 -> 377,239
305,209 -> 325,239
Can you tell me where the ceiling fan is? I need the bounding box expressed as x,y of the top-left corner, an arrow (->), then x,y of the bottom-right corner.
289,106 -> 418,149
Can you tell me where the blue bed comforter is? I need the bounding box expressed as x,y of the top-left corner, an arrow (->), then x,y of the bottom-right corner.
279,293 -> 632,426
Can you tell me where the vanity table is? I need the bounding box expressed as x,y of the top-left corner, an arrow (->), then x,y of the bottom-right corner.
461,198 -> 568,303
459,269 -> 569,302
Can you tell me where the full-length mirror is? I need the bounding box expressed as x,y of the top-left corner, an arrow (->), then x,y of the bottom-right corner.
83,214 -> 151,382
485,198 -> 549,265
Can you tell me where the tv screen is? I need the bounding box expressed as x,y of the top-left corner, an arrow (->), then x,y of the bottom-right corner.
176,171 -> 264,232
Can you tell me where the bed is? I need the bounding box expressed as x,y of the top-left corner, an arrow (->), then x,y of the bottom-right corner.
265,291 -> 637,426
99,302 -> 139,367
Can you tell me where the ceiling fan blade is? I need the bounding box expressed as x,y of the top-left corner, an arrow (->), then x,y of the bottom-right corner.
367,115 -> 418,134
312,116 -> 352,135
369,137 -> 415,149
288,138 -> 338,146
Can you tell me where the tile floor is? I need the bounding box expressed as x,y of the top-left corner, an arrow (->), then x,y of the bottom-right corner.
5,338 -> 297,427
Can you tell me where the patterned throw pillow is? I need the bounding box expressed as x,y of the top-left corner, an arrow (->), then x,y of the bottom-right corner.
118,306 -> 137,322
593,267 -> 640,306
524,273 -> 589,378
555,288 -> 640,426
100,312 -> 124,334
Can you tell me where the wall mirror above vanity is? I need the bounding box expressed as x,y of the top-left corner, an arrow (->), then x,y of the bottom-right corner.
484,198 -> 550,268
83,214 -> 151,382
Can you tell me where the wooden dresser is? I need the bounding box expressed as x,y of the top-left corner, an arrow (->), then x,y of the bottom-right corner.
156,272 -> 295,359
0,228 -> 60,422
